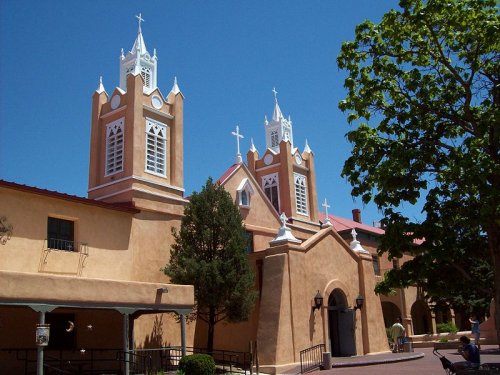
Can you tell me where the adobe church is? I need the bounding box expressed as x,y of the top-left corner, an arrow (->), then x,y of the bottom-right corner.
0,16 -> 438,374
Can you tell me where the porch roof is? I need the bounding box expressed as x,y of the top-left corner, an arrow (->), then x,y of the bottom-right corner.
0,270 -> 194,314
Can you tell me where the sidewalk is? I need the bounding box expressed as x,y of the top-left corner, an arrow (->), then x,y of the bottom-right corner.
304,345 -> 500,375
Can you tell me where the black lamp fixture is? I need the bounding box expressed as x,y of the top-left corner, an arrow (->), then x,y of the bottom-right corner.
313,290 -> 323,311
354,294 -> 364,310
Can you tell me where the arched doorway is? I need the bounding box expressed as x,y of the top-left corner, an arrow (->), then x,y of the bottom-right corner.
328,289 -> 355,357
381,301 -> 402,328
411,301 -> 432,334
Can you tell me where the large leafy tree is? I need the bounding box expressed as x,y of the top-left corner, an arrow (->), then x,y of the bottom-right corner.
337,0 -> 499,337
164,178 -> 257,352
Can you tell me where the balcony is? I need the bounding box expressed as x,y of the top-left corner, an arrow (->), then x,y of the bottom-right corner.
46,238 -> 88,254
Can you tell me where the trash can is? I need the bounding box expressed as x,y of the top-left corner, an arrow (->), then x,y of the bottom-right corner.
403,339 -> 413,352
322,352 -> 332,370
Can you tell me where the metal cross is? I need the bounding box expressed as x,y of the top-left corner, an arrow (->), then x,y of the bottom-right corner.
231,125 -> 244,162
272,87 -> 278,102
136,13 -> 145,32
322,198 -> 330,217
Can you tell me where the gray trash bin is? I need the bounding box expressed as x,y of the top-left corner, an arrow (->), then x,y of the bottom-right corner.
404,341 -> 413,352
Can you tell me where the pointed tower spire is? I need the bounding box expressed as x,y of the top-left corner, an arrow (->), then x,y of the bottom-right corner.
171,76 -> 180,95
119,14 -> 157,93
272,87 -> 284,121
249,138 -> 257,153
304,139 -> 312,153
96,76 -> 106,94
265,87 -> 294,152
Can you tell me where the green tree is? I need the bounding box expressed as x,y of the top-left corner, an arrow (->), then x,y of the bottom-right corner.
337,0 -> 499,338
164,178 -> 256,353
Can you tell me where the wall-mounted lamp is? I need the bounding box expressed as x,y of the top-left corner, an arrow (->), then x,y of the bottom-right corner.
354,294 -> 364,310
157,287 -> 169,293
313,290 -> 323,311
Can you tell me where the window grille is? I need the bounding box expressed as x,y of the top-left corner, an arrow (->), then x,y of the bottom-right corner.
271,130 -> 279,148
294,173 -> 308,215
145,118 -> 167,176
105,118 -> 124,175
262,173 -> 280,212
141,67 -> 151,88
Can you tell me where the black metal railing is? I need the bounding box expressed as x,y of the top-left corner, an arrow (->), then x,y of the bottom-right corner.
46,238 -> 88,253
121,346 -> 253,374
1,348 -> 122,375
300,343 -> 325,373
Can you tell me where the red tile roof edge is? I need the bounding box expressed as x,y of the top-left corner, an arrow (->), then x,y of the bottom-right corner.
0,179 -> 140,214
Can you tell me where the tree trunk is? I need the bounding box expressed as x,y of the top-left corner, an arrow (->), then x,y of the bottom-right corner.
490,225 -> 500,348
207,305 -> 216,353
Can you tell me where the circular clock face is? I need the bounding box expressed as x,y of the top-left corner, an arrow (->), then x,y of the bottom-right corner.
264,154 -> 273,165
295,153 -> 303,165
110,95 -> 121,110
151,95 -> 163,110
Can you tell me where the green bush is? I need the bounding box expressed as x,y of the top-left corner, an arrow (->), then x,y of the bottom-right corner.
436,322 -> 458,334
178,354 -> 215,375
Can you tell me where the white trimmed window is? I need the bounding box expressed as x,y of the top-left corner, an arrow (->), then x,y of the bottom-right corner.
262,173 -> 280,213
271,130 -> 279,148
237,178 -> 254,208
105,118 -> 124,176
145,118 -> 167,176
294,173 -> 308,215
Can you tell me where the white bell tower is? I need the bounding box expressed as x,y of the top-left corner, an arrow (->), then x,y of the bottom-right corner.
119,13 -> 158,94
265,88 -> 294,152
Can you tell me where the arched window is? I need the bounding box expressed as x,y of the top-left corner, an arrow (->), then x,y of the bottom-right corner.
262,173 -> 280,212
145,118 -> 167,176
105,118 -> 124,176
294,173 -> 308,215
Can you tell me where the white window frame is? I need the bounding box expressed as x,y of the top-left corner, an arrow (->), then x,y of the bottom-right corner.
145,118 -> 167,177
105,117 -> 125,176
236,178 -> 254,208
294,173 -> 308,216
262,173 -> 280,213
141,66 -> 151,88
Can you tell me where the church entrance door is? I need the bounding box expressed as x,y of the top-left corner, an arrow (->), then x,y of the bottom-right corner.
328,289 -> 356,357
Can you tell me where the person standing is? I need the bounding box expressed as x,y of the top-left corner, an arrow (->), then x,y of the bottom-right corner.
390,317 -> 405,353
469,314 -> 481,349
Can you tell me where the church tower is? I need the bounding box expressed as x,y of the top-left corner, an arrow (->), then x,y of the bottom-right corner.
88,15 -> 185,213
247,90 -> 318,225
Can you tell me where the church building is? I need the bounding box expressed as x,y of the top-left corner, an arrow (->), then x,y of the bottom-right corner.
0,16 -> 444,374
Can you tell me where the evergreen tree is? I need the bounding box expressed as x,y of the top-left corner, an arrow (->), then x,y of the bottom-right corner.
164,178 -> 257,352
337,0 -> 499,336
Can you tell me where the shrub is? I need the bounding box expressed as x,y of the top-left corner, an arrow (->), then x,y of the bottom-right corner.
178,354 -> 215,375
436,322 -> 458,334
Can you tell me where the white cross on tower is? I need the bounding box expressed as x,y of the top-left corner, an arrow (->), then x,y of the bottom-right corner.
322,198 -> 330,217
231,125 -> 244,163
136,13 -> 145,32
272,87 -> 278,102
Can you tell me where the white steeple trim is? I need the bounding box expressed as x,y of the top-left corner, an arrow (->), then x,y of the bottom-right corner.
322,198 -> 333,227
350,229 -> 370,254
249,138 -> 257,153
171,76 -> 181,95
265,87 -> 294,152
304,139 -> 312,153
270,213 -> 302,245
119,14 -> 158,94
96,76 -> 106,94
231,125 -> 244,164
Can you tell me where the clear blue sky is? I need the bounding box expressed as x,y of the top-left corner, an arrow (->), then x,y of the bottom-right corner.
0,0 -> 424,227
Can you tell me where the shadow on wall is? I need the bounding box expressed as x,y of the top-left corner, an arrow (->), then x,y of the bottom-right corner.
142,314 -> 167,349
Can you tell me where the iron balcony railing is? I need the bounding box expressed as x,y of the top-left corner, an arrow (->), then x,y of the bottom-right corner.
46,238 -> 88,253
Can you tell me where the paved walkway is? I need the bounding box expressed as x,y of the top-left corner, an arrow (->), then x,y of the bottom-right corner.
300,345 -> 500,375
